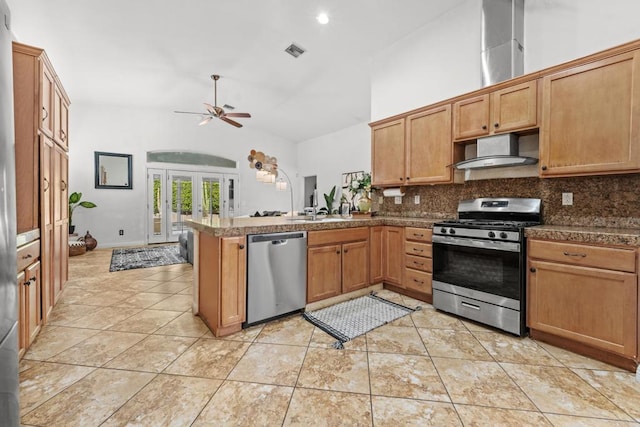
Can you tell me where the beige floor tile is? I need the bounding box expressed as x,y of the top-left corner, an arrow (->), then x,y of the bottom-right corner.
432,357 -> 536,410
104,335 -> 196,373
107,309 -> 181,333
219,324 -> 264,342
102,374 -> 220,426
193,381 -> 293,427
114,292 -> 171,308
460,318 -> 503,333
369,352 -> 450,401
228,343 -> 307,386
19,362 -> 95,416
283,388 -> 372,426
48,330 -> 146,367
255,315 -> 314,346
139,270 -> 187,281
410,306 -> 467,330
501,363 -> 632,420
543,413 -> 640,426
148,294 -> 192,311
19,359 -> 38,373
165,338 -> 250,379
573,368 -> 640,422
56,288 -> 102,305
178,285 -> 193,295
418,328 -> 493,361
297,347 -> 370,394
366,325 -> 427,355
154,312 -> 211,337
472,331 -> 562,366
145,280 -> 191,294
401,295 -> 429,308
116,279 -> 172,292
375,289 -> 407,305
45,303 -> 100,325
537,341 -> 627,371
56,306 -> 142,330
21,368 -> 155,426
372,396 -> 461,426
309,328 -> 367,351
81,289 -> 138,306
23,326 -> 99,361
455,405 -> 552,426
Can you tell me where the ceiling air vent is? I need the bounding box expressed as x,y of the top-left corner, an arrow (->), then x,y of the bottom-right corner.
285,43 -> 306,58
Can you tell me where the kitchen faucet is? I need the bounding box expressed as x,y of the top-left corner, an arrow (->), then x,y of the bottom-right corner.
312,188 -> 318,220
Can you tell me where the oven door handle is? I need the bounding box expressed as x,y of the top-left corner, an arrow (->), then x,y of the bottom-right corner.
432,235 -> 520,252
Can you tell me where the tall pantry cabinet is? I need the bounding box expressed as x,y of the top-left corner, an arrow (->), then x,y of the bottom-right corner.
13,41 -> 70,352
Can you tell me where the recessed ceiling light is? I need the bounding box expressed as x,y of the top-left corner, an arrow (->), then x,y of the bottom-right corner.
316,12 -> 329,25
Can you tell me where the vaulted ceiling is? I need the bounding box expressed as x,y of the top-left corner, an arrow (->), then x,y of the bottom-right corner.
7,0 -> 465,141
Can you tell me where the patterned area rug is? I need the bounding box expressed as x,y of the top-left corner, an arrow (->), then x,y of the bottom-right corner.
303,293 -> 417,348
109,245 -> 186,272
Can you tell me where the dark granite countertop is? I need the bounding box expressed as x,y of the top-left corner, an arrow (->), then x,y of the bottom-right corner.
525,224 -> 640,247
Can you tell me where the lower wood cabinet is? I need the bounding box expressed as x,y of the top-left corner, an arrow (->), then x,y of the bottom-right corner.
17,239 -> 42,358
528,239 -> 638,366
383,226 -> 404,287
198,232 -> 246,336
369,226 -> 384,284
307,227 -> 369,303
402,227 -> 433,301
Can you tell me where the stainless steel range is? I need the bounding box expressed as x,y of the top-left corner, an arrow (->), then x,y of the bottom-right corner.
432,198 -> 541,336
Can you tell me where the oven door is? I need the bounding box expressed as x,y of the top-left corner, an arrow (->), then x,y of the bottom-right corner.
432,235 -> 522,302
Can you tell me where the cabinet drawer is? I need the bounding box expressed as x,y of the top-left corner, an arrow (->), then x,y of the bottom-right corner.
405,254 -> 432,272
528,239 -> 636,273
404,241 -> 432,258
404,268 -> 432,294
17,240 -> 40,272
405,227 -> 432,243
308,227 -> 368,246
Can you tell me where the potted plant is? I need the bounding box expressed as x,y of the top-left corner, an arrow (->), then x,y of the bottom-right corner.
323,185 -> 338,215
68,192 -> 97,234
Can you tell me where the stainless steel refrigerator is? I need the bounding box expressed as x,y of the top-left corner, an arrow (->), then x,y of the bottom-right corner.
0,0 -> 19,424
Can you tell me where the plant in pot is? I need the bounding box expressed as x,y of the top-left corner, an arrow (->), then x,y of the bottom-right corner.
68,192 -> 97,234
323,185 -> 339,215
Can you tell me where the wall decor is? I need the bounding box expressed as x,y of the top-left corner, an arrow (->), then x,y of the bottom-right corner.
95,151 -> 133,189
342,170 -> 365,211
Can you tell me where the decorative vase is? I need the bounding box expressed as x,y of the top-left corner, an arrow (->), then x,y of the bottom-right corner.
357,192 -> 372,213
83,231 -> 98,251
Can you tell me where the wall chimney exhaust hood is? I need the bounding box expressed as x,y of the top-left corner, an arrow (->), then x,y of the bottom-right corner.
453,134 -> 538,170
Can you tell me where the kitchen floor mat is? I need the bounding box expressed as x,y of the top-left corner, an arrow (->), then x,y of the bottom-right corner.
109,245 -> 186,272
303,293 -> 418,348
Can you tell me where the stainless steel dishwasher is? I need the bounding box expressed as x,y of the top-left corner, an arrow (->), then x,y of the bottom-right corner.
246,231 -> 307,326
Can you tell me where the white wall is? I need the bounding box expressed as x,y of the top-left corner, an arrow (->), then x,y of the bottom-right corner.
296,122 -> 371,211
69,102 -> 299,247
524,0 -> 640,73
371,0 -> 640,121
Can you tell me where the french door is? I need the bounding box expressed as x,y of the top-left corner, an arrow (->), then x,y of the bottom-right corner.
147,168 -> 238,244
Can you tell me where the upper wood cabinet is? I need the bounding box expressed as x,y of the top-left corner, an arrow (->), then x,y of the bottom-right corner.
453,80 -> 538,141
53,86 -> 70,149
539,50 -> 640,177
371,118 -> 405,186
405,105 -> 454,185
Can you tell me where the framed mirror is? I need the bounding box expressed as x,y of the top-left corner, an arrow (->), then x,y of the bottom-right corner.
95,152 -> 133,189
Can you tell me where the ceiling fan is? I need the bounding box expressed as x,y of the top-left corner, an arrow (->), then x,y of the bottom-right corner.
174,74 -> 251,128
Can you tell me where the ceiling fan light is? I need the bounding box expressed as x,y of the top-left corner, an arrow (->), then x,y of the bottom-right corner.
256,169 -> 268,181
276,178 -> 287,191
316,13 -> 329,25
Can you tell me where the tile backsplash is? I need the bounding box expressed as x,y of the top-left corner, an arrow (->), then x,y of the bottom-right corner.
372,174 -> 640,229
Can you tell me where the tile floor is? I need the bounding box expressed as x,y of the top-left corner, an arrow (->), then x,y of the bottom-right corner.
19,248 -> 640,426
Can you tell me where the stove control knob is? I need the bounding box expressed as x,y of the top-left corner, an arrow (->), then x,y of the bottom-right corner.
449,228 -> 456,235
440,228 -> 447,234
488,231 -> 495,238
500,232 -> 508,239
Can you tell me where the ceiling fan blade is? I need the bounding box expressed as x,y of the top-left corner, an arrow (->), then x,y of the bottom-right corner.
219,116 -> 242,128
224,112 -> 251,118
203,103 -> 217,115
198,116 -> 213,126
174,111 -> 207,115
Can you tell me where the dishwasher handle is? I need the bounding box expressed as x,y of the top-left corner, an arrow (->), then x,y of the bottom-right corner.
249,232 -> 305,243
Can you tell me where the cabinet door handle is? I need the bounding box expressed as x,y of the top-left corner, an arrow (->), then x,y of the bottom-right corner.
42,106 -> 48,121
413,279 -> 424,284
238,244 -> 245,249
494,122 -> 499,128
412,248 -> 423,252
563,252 -> 586,258
413,261 -> 424,266
43,177 -> 49,191
461,301 -> 480,310
61,180 -> 67,190
481,125 -> 487,130
25,278 -> 32,286
344,249 -> 348,253
22,254 -> 33,260
530,267 -> 536,273
336,250 -> 340,254
541,165 -> 548,171
399,177 -> 404,181
413,233 -> 423,238
60,129 -> 67,141
406,177 -> 410,181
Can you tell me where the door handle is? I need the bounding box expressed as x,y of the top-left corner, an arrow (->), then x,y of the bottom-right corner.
42,106 -> 48,121
461,301 -> 480,310
563,252 -> 586,258
239,244 -> 245,249
43,177 -> 49,191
